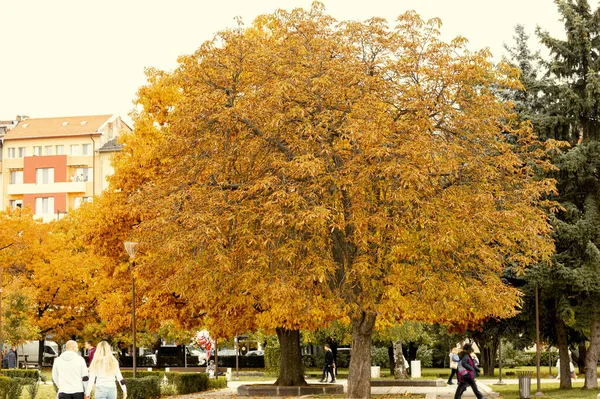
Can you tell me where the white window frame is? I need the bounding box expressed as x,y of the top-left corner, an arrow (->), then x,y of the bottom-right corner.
9,200 -> 23,209
35,197 -> 54,215
56,145 -> 64,155
82,143 -> 91,156
18,147 -> 26,158
36,168 -> 54,185
44,146 -> 53,155
7,148 -> 15,159
9,171 -> 23,185
70,144 -> 81,156
33,146 -> 42,156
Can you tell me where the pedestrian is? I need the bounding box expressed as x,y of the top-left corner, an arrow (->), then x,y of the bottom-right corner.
1,350 -> 8,369
319,345 -> 336,383
454,343 -> 483,399
447,347 -> 460,385
6,346 -> 17,369
84,341 -> 96,366
85,341 -> 127,399
52,340 -> 89,399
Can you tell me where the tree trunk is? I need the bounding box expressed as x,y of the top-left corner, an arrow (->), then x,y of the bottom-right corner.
556,318 -> 572,389
274,328 -> 307,386
393,341 -> 409,379
347,311 -> 377,399
584,314 -> 600,389
38,339 -> 44,368
479,340 -> 498,377
387,346 -> 395,377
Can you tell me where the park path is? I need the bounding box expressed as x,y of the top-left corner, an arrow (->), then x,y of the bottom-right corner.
177,377 -> 502,398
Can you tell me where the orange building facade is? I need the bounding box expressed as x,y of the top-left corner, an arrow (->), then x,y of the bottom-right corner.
2,115 -> 131,221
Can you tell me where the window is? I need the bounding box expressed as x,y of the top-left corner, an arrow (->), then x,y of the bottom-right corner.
35,197 -> 54,215
18,147 -> 26,158
74,197 -> 93,209
75,167 -> 92,182
9,171 -> 23,185
70,144 -> 80,156
33,146 -> 42,156
9,200 -> 23,209
45,146 -> 53,155
7,148 -> 15,159
56,145 -> 64,155
82,143 -> 91,155
36,168 -> 54,185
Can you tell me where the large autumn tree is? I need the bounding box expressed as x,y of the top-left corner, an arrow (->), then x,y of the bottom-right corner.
86,4 -> 556,397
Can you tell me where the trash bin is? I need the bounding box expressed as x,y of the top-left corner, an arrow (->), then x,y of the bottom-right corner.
370,366 -> 381,378
517,371 -> 532,399
410,360 -> 421,378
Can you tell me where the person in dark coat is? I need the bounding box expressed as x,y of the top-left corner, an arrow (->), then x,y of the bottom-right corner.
6,346 -> 17,369
454,343 -> 483,399
319,345 -> 336,383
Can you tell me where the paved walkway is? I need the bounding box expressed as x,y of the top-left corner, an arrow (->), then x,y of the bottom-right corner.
192,377 -> 503,398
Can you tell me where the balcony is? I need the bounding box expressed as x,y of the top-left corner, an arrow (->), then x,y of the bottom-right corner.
7,182 -> 87,195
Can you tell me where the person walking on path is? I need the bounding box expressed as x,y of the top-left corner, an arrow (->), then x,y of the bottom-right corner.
6,346 -> 17,369
454,343 -> 484,399
85,341 -> 127,399
52,340 -> 89,399
319,345 -> 336,383
84,341 -> 96,366
447,347 -> 460,385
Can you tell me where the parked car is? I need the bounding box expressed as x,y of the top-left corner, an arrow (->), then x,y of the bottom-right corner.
245,350 -> 264,356
17,340 -> 59,368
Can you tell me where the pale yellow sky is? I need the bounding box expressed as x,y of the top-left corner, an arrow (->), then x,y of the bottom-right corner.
0,0 -> 572,123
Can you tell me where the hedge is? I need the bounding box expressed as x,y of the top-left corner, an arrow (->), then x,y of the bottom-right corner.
116,376 -> 160,399
207,378 -> 227,390
0,377 -> 29,399
171,373 -> 208,394
264,346 -> 280,372
0,370 -> 39,380
120,371 -> 164,380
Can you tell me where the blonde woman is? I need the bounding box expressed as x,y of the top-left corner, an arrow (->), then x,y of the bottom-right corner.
84,341 -> 127,399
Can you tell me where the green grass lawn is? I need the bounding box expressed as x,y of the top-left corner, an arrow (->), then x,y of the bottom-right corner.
492,382 -> 600,399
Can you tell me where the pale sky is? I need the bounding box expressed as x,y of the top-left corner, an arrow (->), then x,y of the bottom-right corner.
0,0 -> 580,124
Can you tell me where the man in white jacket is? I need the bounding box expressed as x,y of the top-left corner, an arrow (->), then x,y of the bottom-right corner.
52,340 -> 89,399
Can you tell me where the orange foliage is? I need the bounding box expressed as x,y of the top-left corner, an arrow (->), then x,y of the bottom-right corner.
84,4 -> 556,345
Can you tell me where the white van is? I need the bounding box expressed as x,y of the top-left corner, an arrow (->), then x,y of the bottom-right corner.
17,340 -> 59,368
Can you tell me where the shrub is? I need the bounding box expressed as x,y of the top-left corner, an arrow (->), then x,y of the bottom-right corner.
0,377 -> 29,399
1,370 -> 39,380
335,351 -> 350,368
160,384 -> 176,396
371,347 -> 390,368
264,346 -> 280,372
207,378 -> 227,390
120,371 -> 164,380
416,345 -> 433,368
117,376 -> 160,399
25,380 -> 38,399
301,354 -> 315,368
171,373 -> 208,394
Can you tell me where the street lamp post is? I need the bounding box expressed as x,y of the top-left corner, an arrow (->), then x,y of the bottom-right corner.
535,285 -> 543,396
124,241 -> 138,378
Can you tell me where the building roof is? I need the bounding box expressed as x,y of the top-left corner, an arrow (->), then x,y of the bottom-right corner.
97,138 -> 123,153
4,115 -> 114,140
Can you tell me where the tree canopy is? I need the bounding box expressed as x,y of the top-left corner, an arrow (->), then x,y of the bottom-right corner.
79,4 -> 557,397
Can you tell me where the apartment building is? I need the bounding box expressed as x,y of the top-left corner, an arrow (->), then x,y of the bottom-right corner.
3,114 -> 131,221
